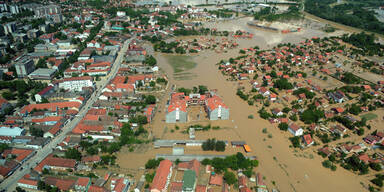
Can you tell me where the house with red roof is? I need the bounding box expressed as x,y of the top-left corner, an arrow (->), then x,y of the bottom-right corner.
209,174 -> 223,186
259,87 -> 270,97
111,177 -> 130,192
34,85 -> 55,103
20,101 -> 82,116
89,185 -> 108,192
43,122 -> 63,138
31,116 -> 63,126
195,185 -> 207,192
144,105 -> 156,123
17,177 -> 38,190
177,159 -> 200,175
82,155 -> 101,164
269,93 -> 277,102
44,177 -> 76,191
34,155 -> 77,173
75,177 -> 91,191
0,160 -> 19,180
238,175 -> 248,188
288,123 -> 303,136
302,134 -> 314,146
256,173 -> 266,188
0,97 -> 11,114
151,160 -> 172,192
2,148 -> 34,164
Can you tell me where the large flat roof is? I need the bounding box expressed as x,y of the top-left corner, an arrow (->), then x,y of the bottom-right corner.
154,140 -> 228,148
0,127 -> 25,137
156,154 -> 257,162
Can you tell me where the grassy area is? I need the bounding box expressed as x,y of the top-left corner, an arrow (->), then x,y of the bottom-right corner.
360,113 -> 378,121
166,55 -> 197,80
166,55 -> 196,73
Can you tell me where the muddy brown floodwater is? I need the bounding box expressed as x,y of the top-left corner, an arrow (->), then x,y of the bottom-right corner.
116,17 -> 372,192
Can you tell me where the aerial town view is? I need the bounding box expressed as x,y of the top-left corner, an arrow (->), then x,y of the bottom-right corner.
0,0 -> 383,192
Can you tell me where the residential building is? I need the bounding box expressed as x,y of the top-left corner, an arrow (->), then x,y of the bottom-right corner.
288,123 -> 303,136
205,95 -> 229,120
3,22 -> 16,35
151,160 -> 172,192
327,90 -> 345,103
20,101 -> 82,115
166,93 -> 188,123
34,155 -> 77,173
15,56 -> 35,78
57,76 -> 94,92
75,177 -> 91,192
0,97 -> 11,114
111,177 -> 130,192
34,85 -> 55,103
17,178 -> 38,190
302,134 -> 314,146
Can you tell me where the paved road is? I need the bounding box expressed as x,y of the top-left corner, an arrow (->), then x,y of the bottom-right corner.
0,37 -> 132,191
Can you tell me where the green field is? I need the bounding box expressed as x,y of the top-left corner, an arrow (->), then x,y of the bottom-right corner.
165,55 -> 197,80
166,55 -> 196,73
360,113 -> 378,121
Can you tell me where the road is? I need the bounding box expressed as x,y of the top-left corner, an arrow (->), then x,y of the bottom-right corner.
0,37 -> 133,191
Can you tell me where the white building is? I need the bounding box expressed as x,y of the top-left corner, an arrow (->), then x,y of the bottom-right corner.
57,76 -> 94,92
117,11 -> 126,17
288,123 -> 304,136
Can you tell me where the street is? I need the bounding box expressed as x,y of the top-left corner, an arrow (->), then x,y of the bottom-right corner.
0,37 -> 133,191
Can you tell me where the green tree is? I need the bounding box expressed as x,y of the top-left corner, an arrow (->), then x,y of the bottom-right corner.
145,95 -> 156,104
223,171 -> 237,185
278,123 -> 288,131
145,158 -> 161,169
64,148 -> 82,161
215,141 -> 226,152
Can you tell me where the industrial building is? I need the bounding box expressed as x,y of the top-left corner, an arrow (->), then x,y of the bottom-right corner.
28,68 -> 56,80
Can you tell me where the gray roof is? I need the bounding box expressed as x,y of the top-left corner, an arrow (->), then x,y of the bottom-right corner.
231,141 -> 246,145
154,140 -> 228,148
156,154 -> 229,162
156,154 -> 257,162
29,68 -> 56,77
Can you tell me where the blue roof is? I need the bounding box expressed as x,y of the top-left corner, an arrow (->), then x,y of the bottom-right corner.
0,127 -> 25,137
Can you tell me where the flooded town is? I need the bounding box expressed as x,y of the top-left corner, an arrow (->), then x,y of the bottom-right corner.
0,0 -> 382,192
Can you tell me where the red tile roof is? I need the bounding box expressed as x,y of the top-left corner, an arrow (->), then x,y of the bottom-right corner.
18,178 -> 38,186
76,177 -> 90,187
170,182 -> 183,192
2,148 -> 33,163
44,177 -> 76,191
31,116 -> 63,123
303,134 -> 313,145
209,174 -> 223,186
21,101 -> 81,114
196,185 -> 207,192
89,185 -> 108,192
81,155 -> 101,163
151,160 -> 172,191
177,159 -> 200,175
206,95 -> 228,111
34,155 -> 77,172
